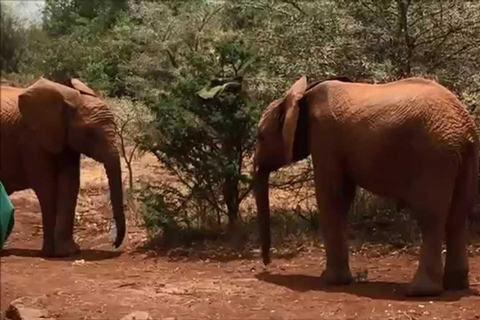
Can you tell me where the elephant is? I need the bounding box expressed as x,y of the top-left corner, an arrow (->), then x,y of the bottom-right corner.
0,77 -> 125,257
252,76 -> 479,297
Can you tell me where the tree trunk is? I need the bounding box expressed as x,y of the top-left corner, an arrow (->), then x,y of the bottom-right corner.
223,175 -> 240,235
126,160 -> 134,191
396,0 -> 413,77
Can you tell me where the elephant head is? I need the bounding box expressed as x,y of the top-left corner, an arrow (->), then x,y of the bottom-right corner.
253,76 -> 352,265
253,76 -> 309,265
18,77 -> 125,248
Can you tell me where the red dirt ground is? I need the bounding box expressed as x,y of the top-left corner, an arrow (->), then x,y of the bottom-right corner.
2,157 -> 480,320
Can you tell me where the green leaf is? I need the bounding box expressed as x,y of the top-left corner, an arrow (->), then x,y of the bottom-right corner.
196,81 -> 241,100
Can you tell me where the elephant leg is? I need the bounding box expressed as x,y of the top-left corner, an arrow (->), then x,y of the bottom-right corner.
406,169 -> 455,296
443,154 -> 476,290
315,171 -> 356,285
25,153 -> 58,257
407,213 -> 446,296
35,190 -> 57,257
444,209 -> 469,290
54,151 -> 81,257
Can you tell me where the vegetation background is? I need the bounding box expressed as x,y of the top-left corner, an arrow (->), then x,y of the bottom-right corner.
2,0 -> 480,255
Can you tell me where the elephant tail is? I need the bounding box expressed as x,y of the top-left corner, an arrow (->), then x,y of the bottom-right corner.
451,138 -> 479,224
473,136 -> 480,219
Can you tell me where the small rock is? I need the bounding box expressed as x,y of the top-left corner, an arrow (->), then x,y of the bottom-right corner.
5,305 -> 53,320
4,297 -> 54,320
72,259 -> 86,266
120,311 -> 152,320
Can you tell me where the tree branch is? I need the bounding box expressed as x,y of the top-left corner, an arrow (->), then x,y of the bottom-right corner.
281,0 -> 306,16
408,1 -> 457,29
162,20 -> 175,42
414,23 -> 480,49
427,41 -> 480,73
360,0 -> 393,31
239,183 -> 253,203
166,48 -> 179,69
127,143 -> 140,165
194,4 -> 225,52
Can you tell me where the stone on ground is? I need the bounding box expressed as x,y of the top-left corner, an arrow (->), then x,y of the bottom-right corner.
120,311 -> 152,320
4,297 -> 54,320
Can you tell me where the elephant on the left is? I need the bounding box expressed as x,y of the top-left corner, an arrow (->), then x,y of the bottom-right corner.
0,77 -> 125,257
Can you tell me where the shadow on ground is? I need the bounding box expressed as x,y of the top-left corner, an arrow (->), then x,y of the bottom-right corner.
255,271 -> 480,302
133,244 -> 259,263
0,248 -> 123,261
133,239 -> 302,263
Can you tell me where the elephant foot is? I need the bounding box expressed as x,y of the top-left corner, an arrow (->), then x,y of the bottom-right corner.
443,269 -> 469,291
54,240 -> 80,257
40,246 -> 56,258
406,273 -> 443,297
40,240 -> 56,258
319,268 -> 353,286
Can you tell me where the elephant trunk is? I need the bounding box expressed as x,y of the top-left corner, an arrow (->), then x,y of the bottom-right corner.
104,155 -> 126,248
253,168 -> 272,265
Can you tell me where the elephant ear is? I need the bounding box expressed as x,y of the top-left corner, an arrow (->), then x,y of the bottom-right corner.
281,76 -> 307,166
18,78 -> 82,154
69,78 -> 99,97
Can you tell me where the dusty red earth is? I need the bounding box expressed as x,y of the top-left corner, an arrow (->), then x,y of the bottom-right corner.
2,157 -> 480,319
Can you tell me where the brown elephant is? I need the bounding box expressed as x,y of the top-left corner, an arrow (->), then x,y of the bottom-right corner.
253,76 -> 479,296
0,77 -> 125,257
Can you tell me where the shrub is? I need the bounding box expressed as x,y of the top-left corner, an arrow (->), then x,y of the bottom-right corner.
140,75 -> 261,238
108,97 -> 153,192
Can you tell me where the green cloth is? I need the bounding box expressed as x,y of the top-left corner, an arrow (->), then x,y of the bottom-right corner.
0,182 -> 15,249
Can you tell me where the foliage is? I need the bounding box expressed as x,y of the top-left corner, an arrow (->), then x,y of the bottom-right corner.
106,1 -> 262,237
0,3 -> 27,73
108,97 -> 153,191
2,0 -> 480,244
338,0 -> 480,108
43,0 -> 128,36
138,183 -> 184,241
142,71 -> 261,234
39,13 -> 137,95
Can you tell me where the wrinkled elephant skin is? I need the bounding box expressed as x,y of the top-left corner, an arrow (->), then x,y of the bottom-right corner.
0,78 -> 125,257
253,76 -> 479,297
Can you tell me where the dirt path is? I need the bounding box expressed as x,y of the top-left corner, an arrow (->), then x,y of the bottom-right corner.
2,159 -> 480,319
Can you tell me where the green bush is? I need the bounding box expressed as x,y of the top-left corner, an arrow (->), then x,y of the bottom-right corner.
0,4 -> 27,74
140,73 -> 261,236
